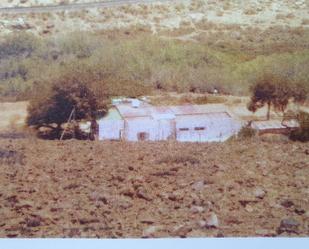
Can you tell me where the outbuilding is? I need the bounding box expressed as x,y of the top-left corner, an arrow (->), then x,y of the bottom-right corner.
98,99 -> 242,142
250,119 -> 299,135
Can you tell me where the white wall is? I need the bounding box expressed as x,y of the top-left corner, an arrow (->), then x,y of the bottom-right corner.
98,119 -> 124,140
98,112 -> 242,142
175,113 -> 242,142
123,117 -> 156,141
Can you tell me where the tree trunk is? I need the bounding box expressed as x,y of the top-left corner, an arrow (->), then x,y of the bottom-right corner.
266,102 -> 271,120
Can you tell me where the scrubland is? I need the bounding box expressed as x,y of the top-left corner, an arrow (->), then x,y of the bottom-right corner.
1,0 -> 309,101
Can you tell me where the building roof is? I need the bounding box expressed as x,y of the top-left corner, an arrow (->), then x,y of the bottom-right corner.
115,103 -> 231,119
101,107 -> 123,120
251,119 -> 299,130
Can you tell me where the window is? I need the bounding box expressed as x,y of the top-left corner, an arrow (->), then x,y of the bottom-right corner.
179,128 -> 189,131
194,127 -> 205,131
137,132 -> 149,141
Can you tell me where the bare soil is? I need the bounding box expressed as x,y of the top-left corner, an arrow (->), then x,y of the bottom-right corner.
0,138 -> 308,237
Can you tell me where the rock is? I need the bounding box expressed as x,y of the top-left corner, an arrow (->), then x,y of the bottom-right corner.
198,213 -> 219,229
89,192 -> 108,204
190,193 -> 203,206
231,31 -> 241,40
245,205 -> 254,213
254,187 -> 266,199
142,226 -> 161,238
277,218 -> 300,234
26,217 -> 41,227
158,192 -> 169,200
121,188 -> 135,198
168,193 -> 177,201
172,224 -> 192,238
46,23 -> 55,29
281,200 -> 294,208
205,213 -> 219,228
42,29 -> 50,34
68,228 -> 81,237
192,180 -> 205,191
168,193 -> 182,201
190,206 -> 204,214
216,231 -> 225,237
114,197 -> 133,209
128,166 -> 134,171
255,229 -> 276,237
11,18 -> 31,30
78,218 -> 100,225
140,217 -> 155,224
294,207 -> 305,215
197,220 -> 206,228
136,188 -> 152,201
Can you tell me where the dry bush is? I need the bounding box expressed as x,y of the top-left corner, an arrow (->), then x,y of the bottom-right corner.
195,20 -> 217,30
243,9 -> 257,15
286,13 -> 295,19
276,14 -> 288,20
222,2 -> 231,11
205,95 -> 227,104
290,112 -> 309,142
237,126 -> 257,139
189,0 -> 205,11
175,3 -> 185,13
301,18 -> 309,25
216,10 -> 224,17
156,153 -> 200,165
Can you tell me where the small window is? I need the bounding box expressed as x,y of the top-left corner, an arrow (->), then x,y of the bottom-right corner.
179,128 -> 189,131
194,127 -> 205,131
137,132 -> 149,141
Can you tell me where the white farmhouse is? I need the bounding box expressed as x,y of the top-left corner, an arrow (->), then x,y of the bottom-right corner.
97,99 -> 243,142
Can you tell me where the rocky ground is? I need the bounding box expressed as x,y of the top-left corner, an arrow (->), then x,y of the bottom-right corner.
0,138 -> 308,237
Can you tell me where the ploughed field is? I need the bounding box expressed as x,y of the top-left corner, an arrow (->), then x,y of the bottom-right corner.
0,138 -> 308,237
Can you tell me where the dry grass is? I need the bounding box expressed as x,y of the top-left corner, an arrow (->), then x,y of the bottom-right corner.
301,18 -> 309,25
243,9 -> 257,15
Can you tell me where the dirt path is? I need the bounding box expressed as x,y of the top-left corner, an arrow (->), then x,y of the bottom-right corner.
0,0 -> 170,13
0,102 -> 28,131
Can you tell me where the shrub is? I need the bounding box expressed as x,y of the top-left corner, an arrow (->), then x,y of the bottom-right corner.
237,126 -> 257,139
289,112 -> 309,142
157,154 -> 200,165
0,32 -> 41,59
27,76 -> 99,139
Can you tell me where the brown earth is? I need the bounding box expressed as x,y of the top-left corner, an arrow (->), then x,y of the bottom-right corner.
0,138 -> 308,238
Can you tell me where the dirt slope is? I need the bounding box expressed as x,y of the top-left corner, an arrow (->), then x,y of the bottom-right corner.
0,138 -> 308,237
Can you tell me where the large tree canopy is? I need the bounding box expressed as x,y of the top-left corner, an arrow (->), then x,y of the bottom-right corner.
27,76 -> 99,139
248,72 -> 307,120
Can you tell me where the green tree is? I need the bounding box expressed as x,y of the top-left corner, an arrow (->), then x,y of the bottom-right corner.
27,78 -> 99,139
248,72 -> 307,120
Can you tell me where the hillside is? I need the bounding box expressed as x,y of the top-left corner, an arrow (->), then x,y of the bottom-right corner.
1,0 -> 309,101
0,138 -> 308,237
1,0 -> 309,36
